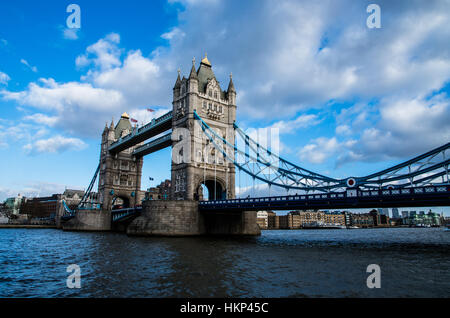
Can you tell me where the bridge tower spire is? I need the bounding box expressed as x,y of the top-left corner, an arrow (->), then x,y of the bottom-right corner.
171,55 -> 236,201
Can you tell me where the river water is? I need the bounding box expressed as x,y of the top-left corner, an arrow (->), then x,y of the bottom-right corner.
0,228 -> 449,298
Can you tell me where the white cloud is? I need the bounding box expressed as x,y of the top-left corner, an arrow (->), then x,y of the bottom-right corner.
63,28 -> 79,40
24,135 -> 87,155
20,59 -> 38,73
161,27 -> 185,41
0,182 -> 82,201
0,121 -> 49,149
2,33 -> 171,138
23,113 -> 58,126
336,125 -> 351,136
76,33 -> 122,70
0,71 -> 10,85
269,114 -> 322,134
1,0 -> 449,166
299,137 -> 340,164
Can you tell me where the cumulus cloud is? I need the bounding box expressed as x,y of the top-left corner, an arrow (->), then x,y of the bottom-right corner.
337,93 -> 450,164
23,135 -> 87,155
1,0 -> 449,167
2,33 -> 171,138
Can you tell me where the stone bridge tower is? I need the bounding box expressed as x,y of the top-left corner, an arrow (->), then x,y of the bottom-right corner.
171,55 -> 236,201
98,113 -> 145,210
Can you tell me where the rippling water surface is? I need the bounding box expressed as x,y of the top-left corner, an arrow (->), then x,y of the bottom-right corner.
0,228 -> 449,297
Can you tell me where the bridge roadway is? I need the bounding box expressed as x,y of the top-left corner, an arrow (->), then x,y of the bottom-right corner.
109,111 -> 173,154
198,185 -> 450,212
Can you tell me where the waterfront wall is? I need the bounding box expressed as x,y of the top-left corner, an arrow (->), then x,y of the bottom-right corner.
62,209 -> 111,231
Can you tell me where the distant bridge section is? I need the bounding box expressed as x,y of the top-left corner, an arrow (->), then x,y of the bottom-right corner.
199,185 -> 450,212
108,111 -> 173,154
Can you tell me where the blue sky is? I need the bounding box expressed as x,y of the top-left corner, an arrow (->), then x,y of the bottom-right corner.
0,0 -> 449,214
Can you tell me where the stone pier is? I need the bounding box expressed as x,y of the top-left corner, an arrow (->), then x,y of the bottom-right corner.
62,209 -> 111,231
126,200 -> 260,237
127,200 -> 204,236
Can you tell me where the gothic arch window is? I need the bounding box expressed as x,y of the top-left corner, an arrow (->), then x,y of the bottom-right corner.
208,102 -> 212,110
214,91 -> 218,99
182,85 -> 186,95
203,101 -> 207,109
208,90 -> 212,97
219,105 -> 223,113
214,104 -> 217,111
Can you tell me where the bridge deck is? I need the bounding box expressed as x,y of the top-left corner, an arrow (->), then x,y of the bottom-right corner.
109,111 -> 172,154
133,133 -> 172,157
199,185 -> 450,212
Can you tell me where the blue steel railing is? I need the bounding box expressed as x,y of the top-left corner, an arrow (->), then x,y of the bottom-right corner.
111,207 -> 142,222
199,185 -> 449,207
109,111 -> 173,152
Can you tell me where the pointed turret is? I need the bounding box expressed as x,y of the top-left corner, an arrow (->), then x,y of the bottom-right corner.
189,57 -> 198,80
227,72 -> 235,93
173,69 -> 181,89
110,118 -> 114,130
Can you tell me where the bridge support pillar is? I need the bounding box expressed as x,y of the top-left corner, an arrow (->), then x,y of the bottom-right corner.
127,200 -> 204,236
126,200 -> 260,236
62,209 -> 111,231
202,211 -> 261,236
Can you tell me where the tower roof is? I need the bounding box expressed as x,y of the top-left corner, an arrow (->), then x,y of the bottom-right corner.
200,53 -> 211,67
197,54 -> 218,93
115,114 -> 132,139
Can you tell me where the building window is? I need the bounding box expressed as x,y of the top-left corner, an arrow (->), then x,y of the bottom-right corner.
208,90 -> 212,97
203,101 -> 207,109
214,91 -> 218,99
219,105 -> 223,113
208,103 -> 212,110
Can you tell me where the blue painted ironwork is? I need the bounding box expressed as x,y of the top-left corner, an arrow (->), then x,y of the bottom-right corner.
199,185 -> 450,211
194,111 -> 449,194
109,111 -> 173,154
78,164 -> 100,209
111,207 -> 142,222
61,200 -> 76,221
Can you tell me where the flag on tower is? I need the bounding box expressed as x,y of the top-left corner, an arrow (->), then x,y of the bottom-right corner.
147,108 -> 155,112
130,118 -> 138,123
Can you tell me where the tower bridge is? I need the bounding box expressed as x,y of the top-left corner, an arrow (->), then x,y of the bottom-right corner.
59,55 -> 450,236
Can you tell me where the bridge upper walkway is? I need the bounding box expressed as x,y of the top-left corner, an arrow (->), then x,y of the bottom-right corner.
108,111 -> 173,154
